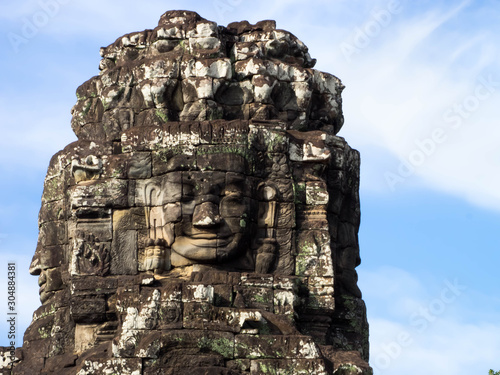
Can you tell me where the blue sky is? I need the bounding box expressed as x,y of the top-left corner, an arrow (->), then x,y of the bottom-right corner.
1,1 -> 499,373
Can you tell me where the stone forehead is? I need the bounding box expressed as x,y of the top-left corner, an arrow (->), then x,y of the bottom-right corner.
120,120 -> 279,148
58,120 -> 346,176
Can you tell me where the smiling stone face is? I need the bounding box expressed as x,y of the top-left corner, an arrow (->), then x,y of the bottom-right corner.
135,168 -> 258,271
169,171 -> 255,265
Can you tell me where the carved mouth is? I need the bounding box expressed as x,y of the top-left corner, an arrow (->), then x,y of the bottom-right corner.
38,273 -> 46,292
175,236 -> 232,248
189,233 -> 218,240
39,284 -> 49,303
171,234 -> 237,261
38,271 -> 48,302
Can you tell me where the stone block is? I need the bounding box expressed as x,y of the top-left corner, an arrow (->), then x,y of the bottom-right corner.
137,173 -> 183,206
250,359 -> 328,375
273,289 -> 298,316
276,202 -> 295,228
111,210 -> 139,275
74,358 -> 142,375
158,301 -> 183,329
70,295 -> 106,323
235,335 -> 320,359
136,330 -> 235,360
306,181 -> 329,205
38,199 -> 67,225
69,179 -> 129,208
71,276 -> 118,295
143,355 -> 224,372
196,148 -> 248,174
183,303 -> 243,332
240,273 -> 273,288
128,152 -> 152,179
182,283 -> 214,303
295,252 -> 334,278
38,221 -> 67,247
233,286 -> 273,311
213,284 -> 233,307
70,213 -> 113,242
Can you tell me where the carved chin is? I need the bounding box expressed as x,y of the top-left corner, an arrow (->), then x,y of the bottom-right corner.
171,234 -> 242,262
40,289 -> 50,303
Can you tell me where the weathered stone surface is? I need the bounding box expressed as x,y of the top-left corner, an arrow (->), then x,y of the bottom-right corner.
13,10 -> 371,375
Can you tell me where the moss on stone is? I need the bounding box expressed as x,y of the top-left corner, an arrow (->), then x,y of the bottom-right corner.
155,109 -> 169,123
198,337 -> 234,358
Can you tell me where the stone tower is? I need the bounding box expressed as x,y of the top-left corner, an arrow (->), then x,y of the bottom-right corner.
1,10 -> 371,375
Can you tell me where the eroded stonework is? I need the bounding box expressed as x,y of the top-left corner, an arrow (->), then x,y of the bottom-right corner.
2,10 -> 371,375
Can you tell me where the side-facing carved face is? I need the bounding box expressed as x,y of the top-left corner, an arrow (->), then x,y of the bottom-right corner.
29,260 -> 64,304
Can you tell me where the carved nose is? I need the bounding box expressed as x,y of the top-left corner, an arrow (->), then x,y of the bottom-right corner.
29,253 -> 42,276
192,202 -> 221,227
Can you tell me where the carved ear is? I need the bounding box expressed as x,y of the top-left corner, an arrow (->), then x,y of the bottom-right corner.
257,183 -> 278,234
255,183 -> 278,274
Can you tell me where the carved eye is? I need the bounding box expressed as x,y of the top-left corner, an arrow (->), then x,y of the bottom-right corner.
181,195 -> 194,203
220,192 -> 244,208
219,193 -> 246,217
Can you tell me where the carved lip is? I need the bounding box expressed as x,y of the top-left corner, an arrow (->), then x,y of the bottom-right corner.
39,282 -> 49,303
176,236 -> 232,248
189,233 -> 218,239
184,225 -> 233,239
38,272 -> 47,295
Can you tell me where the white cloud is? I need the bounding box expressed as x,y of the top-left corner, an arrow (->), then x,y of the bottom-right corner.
304,2 -> 500,210
0,98 -> 76,172
370,318 -> 500,374
360,267 -> 500,374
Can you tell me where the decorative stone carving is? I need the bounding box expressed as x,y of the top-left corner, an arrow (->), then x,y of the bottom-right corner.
71,155 -> 102,183
6,10 -> 372,375
143,238 -> 170,273
71,232 -> 111,276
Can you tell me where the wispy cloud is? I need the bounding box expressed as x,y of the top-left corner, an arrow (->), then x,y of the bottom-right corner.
0,106 -> 75,171
360,266 -> 500,374
307,2 -> 500,210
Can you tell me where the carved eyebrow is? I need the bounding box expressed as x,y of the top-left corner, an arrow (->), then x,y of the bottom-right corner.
221,191 -> 244,199
190,195 -> 220,205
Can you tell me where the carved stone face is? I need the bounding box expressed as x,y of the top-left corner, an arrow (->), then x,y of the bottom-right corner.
34,267 -> 64,304
168,171 -> 254,265
29,234 -> 67,304
141,169 -> 256,269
